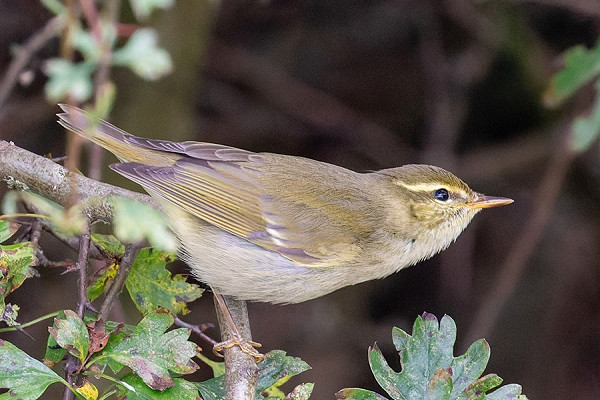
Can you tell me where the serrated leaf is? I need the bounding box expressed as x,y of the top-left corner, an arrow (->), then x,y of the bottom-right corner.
103,310 -> 199,390
130,0 -> 174,20
545,39 -> 600,107
368,345 -> 403,399
257,350 -> 311,395
336,388 -> 390,400
125,248 -> 203,315
112,28 -> 172,80
44,59 -> 94,102
118,374 -> 199,400
0,339 -> 66,399
450,340 -> 490,398
391,326 -> 409,352
111,197 -> 177,252
195,350 -> 311,400
342,313 -> 528,400
48,310 -> 89,362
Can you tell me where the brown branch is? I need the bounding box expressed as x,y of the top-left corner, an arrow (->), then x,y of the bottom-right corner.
99,243 -> 141,321
76,228 -> 91,317
0,140 -> 153,222
174,316 -> 217,346
214,295 -> 259,400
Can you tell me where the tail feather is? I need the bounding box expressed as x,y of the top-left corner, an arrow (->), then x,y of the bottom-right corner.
57,105 -> 178,166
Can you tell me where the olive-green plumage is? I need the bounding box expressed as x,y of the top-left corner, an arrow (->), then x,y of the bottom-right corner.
58,105 -> 512,303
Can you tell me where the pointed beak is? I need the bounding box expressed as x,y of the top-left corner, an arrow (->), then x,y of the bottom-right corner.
467,194 -> 514,209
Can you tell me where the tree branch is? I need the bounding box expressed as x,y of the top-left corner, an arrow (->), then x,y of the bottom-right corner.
0,139 -> 259,396
214,295 -> 259,400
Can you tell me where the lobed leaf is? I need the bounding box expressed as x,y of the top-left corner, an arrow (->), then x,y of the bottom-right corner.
103,310 -> 199,390
196,350 -> 311,400
125,248 -> 203,315
340,313 -> 528,400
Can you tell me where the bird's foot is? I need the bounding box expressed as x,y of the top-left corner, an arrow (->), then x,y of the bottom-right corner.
213,335 -> 264,362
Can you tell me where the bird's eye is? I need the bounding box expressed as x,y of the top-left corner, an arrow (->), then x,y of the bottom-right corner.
434,188 -> 449,202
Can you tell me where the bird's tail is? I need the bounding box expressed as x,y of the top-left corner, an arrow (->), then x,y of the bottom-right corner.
57,104 -> 177,166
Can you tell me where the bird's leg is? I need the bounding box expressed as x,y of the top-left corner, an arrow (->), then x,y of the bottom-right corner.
212,291 -> 264,362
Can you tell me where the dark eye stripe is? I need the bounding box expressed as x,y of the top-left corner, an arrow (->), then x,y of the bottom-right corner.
434,188 -> 449,201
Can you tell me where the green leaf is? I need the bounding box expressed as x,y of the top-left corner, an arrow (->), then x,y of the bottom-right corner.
456,374 -> 503,400
16,192 -> 86,236
285,382 -> 314,400
0,241 -> 36,318
545,39 -> 600,107
43,318 -> 67,368
426,369 -> 452,400
197,352 -> 225,377
125,248 -> 203,315
44,59 -> 94,102
342,313 -> 528,400
449,339 -> 490,398
86,260 -> 119,301
111,197 -> 177,252
0,242 -> 36,292
130,0 -> 174,20
336,388 -> 390,400
195,375 -> 225,400
570,81 -> 600,153
196,350 -> 311,400
72,24 -> 117,62
0,339 -> 66,399
0,220 -> 19,243
91,234 -> 125,258
112,28 -> 173,80
257,350 -> 311,395
48,310 -> 90,362
118,374 -> 199,400
103,310 -> 199,390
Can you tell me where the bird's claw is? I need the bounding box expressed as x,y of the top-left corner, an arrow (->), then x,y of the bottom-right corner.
213,335 -> 264,362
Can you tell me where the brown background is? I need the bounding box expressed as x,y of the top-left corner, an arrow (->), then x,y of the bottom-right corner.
1,1 -> 600,398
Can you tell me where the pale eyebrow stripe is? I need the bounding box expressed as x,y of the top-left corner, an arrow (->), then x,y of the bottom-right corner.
396,182 -> 448,192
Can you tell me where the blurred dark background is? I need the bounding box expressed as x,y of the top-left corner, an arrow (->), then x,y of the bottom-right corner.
2,0 -> 600,398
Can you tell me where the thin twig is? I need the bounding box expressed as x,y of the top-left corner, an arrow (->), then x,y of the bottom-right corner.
99,243 -> 141,321
174,316 -> 217,345
0,15 -> 64,112
76,228 -> 91,318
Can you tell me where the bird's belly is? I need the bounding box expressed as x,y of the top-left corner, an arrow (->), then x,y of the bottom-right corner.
161,204 -> 348,303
